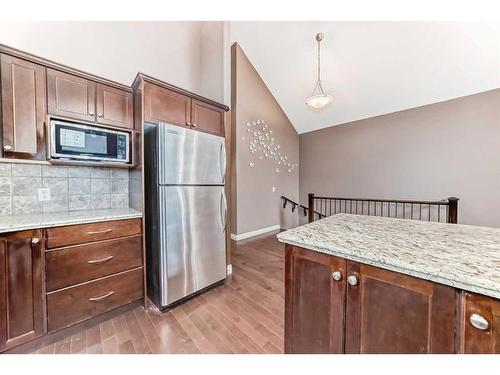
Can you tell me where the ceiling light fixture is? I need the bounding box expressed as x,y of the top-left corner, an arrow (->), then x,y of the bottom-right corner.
305,33 -> 333,110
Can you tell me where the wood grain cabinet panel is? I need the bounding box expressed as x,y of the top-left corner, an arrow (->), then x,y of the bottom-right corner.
47,267 -> 143,332
285,245 -> 346,353
47,68 -> 96,122
45,218 -> 142,249
0,230 -> 44,351
0,54 -> 46,159
191,99 -> 225,136
143,82 -> 191,127
96,84 -> 133,129
345,262 -> 456,353
461,292 -> 500,353
46,235 -> 143,291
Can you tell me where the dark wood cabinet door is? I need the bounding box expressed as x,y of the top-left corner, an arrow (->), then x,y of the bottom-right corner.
191,99 -> 225,136
47,68 -> 96,122
285,245 -> 346,353
143,82 -> 191,128
0,230 -> 45,351
461,292 -> 500,353
345,261 -> 456,353
0,54 -> 46,160
96,84 -> 133,129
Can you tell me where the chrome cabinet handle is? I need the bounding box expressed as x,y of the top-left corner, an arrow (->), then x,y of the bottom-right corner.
347,275 -> 358,286
186,122 -> 192,127
97,113 -> 103,118
469,313 -> 489,331
87,255 -> 114,264
3,145 -> 12,151
191,123 -> 197,127
31,238 -> 40,245
89,112 -> 94,116
89,291 -> 114,302
332,271 -> 342,281
86,229 -> 113,235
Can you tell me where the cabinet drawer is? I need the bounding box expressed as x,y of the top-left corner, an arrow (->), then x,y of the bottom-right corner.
45,218 -> 142,248
46,235 -> 143,291
47,267 -> 143,332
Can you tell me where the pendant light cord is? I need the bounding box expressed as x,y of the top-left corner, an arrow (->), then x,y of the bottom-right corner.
317,37 -> 321,82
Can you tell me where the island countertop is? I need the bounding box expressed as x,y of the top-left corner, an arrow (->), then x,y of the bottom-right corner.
277,214 -> 500,299
0,208 -> 143,234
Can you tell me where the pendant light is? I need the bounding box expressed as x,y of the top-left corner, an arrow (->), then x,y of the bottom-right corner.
305,33 -> 333,109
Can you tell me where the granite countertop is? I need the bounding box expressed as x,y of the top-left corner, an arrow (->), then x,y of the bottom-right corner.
0,208 -> 143,234
277,214 -> 500,299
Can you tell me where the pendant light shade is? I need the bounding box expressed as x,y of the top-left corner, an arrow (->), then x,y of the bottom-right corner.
306,33 -> 333,110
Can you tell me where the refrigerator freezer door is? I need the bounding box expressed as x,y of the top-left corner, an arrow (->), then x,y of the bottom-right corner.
158,122 -> 226,185
159,185 -> 227,306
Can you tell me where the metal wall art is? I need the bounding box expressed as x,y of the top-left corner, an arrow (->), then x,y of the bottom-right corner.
245,120 -> 298,173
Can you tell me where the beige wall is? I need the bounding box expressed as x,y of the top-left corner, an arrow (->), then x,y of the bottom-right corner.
0,21 -> 224,102
300,88 -> 500,227
231,43 -> 299,235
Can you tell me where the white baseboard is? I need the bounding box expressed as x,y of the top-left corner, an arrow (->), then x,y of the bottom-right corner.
230,224 -> 281,241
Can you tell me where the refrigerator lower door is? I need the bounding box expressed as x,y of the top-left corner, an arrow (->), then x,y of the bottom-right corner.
159,185 -> 227,307
158,122 -> 226,185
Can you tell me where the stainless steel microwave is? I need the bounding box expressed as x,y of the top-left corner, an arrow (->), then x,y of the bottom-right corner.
50,120 -> 131,164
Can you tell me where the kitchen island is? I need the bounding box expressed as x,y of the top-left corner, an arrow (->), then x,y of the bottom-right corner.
277,214 -> 500,354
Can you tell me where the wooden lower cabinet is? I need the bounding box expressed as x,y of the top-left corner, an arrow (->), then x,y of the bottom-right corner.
345,261 -> 456,353
285,244 -> 500,354
285,246 -> 346,353
0,219 -> 144,353
0,230 -> 45,351
461,292 -> 500,353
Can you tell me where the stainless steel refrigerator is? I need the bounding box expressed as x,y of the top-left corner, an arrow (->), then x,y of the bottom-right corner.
144,122 -> 227,309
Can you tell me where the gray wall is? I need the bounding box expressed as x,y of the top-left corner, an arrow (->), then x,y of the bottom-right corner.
0,162 -> 129,215
299,89 -> 500,227
231,44 -> 299,235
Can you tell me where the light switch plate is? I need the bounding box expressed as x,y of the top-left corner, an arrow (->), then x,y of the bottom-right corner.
272,186 -> 276,193
38,187 -> 51,202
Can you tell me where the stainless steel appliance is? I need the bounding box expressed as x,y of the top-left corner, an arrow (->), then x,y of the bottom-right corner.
144,122 -> 227,308
49,119 -> 130,164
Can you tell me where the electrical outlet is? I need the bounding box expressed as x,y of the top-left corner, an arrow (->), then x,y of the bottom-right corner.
226,264 -> 233,275
272,186 -> 276,193
38,188 -> 51,202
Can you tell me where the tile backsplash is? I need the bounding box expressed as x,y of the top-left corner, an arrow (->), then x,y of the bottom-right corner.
0,163 -> 129,215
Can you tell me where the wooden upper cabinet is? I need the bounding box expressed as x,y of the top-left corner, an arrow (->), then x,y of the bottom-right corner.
345,261 -> 456,354
0,230 -> 45,351
191,99 -> 224,136
47,68 -> 96,122
96,84 -> 133,129
285,245 -> 346,353
461,292 -> 500,353
0,54 -> 46,159
143,83 -> 191,127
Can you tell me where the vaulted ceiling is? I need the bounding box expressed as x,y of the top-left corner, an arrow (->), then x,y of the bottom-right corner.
230,22 -> 500,134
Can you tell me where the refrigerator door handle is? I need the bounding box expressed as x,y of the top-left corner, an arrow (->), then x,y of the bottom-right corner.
219,142 -> 227,184
220,189 -> 228,231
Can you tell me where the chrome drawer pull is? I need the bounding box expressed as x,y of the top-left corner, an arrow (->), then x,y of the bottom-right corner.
89,291 -> 114,302
87,255 -> 114,264
469,313 -> 489,331
86,229 -> 113,235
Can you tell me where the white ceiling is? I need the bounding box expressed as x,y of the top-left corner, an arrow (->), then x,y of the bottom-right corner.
230,22 -> 500,134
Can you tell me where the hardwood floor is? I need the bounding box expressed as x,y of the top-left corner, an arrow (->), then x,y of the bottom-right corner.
31,231 -> 285,354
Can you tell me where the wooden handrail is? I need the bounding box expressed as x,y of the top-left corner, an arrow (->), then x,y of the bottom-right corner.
280,196 -> 325,219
